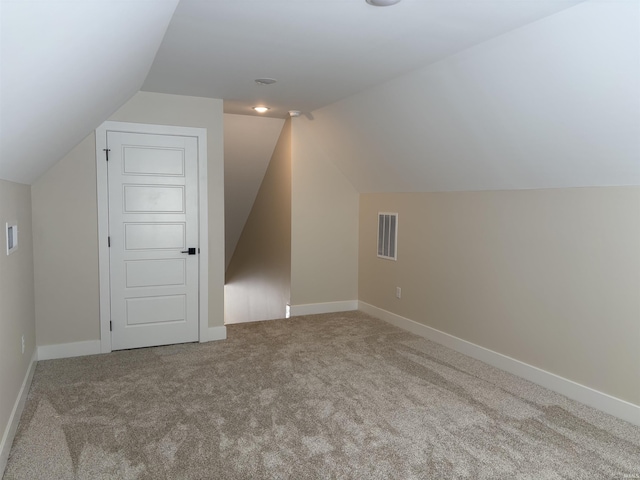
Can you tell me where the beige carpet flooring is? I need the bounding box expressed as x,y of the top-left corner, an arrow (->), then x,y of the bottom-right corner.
3,311 -> 640,479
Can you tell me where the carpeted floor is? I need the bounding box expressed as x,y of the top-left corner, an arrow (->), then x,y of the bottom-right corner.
3,311 -> 640,479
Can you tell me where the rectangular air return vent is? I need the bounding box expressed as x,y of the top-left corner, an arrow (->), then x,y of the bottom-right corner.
377,213 -> 397,260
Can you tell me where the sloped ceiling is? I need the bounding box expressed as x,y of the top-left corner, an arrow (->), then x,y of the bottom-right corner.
3,0 -> 635,193
296,1 -> 640,192
143,0 -> 583,118
224,114 -> 285,268
0,0 -> 179,184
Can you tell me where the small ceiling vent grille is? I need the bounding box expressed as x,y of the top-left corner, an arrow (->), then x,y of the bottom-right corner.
377,212 -> 398,260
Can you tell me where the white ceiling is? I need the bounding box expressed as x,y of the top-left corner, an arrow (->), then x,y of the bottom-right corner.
4,0 -> 615,190
0,0 -> 179,184
143,0 -> 583,118
295,0 -> 640,192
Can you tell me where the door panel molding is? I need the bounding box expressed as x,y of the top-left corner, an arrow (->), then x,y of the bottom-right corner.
96,121 -> 208,353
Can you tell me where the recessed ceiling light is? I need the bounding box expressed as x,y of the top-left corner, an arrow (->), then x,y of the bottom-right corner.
288,110 -> 302,117
253,106 -> 270,113
366,0 -> 401,5
255,78 -> 277,86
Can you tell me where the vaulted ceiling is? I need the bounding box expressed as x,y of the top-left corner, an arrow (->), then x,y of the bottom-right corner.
143,0 -> 583,118
0,1 -> 180,184
298,0 -> 640,192
1,0 -> 589,185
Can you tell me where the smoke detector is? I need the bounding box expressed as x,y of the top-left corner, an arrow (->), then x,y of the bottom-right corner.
255,78 -> 277,86
288,110 -> 302,117
366,0 -> 401,5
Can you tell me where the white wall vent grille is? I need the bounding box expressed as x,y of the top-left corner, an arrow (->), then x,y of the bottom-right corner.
377,213 -> 397,260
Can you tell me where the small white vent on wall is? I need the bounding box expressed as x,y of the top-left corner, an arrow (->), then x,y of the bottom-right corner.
377,212 -> 397,260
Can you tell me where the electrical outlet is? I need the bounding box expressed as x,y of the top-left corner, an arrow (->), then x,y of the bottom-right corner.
396,287 -> 402,299
21,335 -> 25,354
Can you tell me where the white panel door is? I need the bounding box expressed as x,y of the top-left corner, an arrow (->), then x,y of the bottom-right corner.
107,131 -> 199,350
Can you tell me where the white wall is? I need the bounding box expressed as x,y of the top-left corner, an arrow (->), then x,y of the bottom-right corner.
0,180 -> 36,472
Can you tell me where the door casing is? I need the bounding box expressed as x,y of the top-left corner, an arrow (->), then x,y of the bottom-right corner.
96,121 -> 209,353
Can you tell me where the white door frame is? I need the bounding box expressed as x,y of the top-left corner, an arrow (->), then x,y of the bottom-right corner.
96,121 -> 209,353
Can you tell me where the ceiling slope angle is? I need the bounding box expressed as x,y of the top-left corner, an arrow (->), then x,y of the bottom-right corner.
296,1 -> 640,193
224,114 -> 286,268
142,0 -> 584,117
0,0 -> 180,184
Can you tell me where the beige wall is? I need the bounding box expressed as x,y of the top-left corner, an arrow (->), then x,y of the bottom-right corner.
359,187 -> 640,405
224,114 -> 285,268
32,135 -> 100,344
290,117 -> 359,306
0,180 -> 36,455
225,120 -> 291,323
32,92 -> 225,347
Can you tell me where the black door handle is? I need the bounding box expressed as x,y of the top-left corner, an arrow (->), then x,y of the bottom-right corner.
181,248 -> 197,255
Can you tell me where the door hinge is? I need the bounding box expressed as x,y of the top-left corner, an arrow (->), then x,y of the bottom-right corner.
110,321 -> 113,332
103,148 -> 110,161
108,236 -> 111,247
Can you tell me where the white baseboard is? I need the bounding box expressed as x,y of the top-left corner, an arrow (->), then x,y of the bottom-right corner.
359,301 -> 640,426
207,326 -> 227,341
224,317 -> 266,325
290,300 -> 358,317
0,351 -> 37,475
39,329 -> 227,359
37,340 -> 101,361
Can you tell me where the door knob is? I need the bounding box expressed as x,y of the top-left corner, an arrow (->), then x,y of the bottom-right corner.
181,248 -> 197,255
